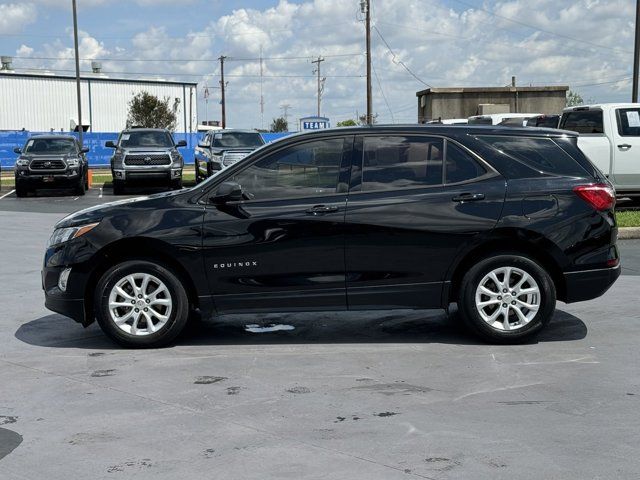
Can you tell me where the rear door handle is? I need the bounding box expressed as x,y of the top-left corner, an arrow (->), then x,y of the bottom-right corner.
618,144 -> 632,150
452,193 -> 485,202
305,205 -> 340,215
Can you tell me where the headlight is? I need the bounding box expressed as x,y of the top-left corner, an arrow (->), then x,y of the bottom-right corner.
48,222 -> 100,247
16,158 -> 30,167
66,158 -> 79,167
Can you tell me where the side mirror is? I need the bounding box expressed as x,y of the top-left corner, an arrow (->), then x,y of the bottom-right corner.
176,140 -> 187,148
105,141 -> 116,148
80,146 -> 90,153
13,147 -> 21,154
211,181 -> 243,204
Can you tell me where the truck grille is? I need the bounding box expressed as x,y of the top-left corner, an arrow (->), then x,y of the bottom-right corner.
29,159 -> 66,171
222,151 -> 250,167
124,154 -> 171,166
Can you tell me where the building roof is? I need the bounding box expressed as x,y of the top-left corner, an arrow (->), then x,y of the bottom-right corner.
416,86 -> 569,96
0,71 -> 198,87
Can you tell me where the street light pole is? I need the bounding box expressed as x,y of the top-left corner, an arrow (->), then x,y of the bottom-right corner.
219,55 -> 227,128
72,0 -> 83,145
633,0 -> 640,103
362,0 -> 372,124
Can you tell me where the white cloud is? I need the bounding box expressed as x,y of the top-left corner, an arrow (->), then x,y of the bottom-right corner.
9,0 -> 637,128
0,3 -> 37,34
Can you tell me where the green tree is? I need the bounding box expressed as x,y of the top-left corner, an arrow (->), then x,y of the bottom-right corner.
336,119 -> 357,127
126,91 -> 180,131
566,90 -> 584,107
270,116 -> 288,132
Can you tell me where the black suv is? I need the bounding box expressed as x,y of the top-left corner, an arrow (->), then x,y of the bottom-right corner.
14,135 -> 89,197
106,128 -> 187,194
194,129 -> 265,182
43,126 -> 620,347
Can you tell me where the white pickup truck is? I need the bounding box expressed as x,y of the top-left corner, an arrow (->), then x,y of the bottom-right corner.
560,104 -> 640,200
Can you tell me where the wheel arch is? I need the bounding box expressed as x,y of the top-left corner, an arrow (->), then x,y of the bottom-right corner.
83,237 -> 200,326
446,229 -> 567,304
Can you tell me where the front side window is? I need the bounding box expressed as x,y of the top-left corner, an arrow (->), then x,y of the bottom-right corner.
119,131 -> 174,148
233,138 -> 346,200
560,110 -> 604,134
361,136 -> 443,191
24,138 -> 77,155
616,108 -> 640,137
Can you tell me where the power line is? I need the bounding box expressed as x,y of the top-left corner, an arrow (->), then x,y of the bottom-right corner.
372,62 -> 394,123
11,53 -> 363,63
372,25 -> 432,87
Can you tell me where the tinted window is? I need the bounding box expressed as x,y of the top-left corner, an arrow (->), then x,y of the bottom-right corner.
445,142 -> 486,183
560,110 -> 604,134
477,136 -> 590,177
119,131 -> 174,148
233,138 -> 345,200
616,108 -> 640,137
24,138 -> 77,154
361,136 -> 443,191
214,132 -> 264,148
468,117 -> 493,125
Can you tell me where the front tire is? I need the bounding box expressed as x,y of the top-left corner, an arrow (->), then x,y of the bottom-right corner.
94,260 -> 190,348
75,176 -> 86,196
113,180 -> 124,195
15,182 -> 28,197
458,254 -> 556,343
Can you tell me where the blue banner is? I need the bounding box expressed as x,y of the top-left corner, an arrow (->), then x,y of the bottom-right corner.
0,131 -> 292,169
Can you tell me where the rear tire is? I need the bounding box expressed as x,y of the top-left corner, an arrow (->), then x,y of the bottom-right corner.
458,254 -> 556,344
94,260 -> 190,348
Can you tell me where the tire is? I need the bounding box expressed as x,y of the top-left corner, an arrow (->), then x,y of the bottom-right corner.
94,260 -> 190,348
458,254 -> 556,344
171,179 -> 183,190
113,180 -> 124,195
75,177 -> 86,196
194,162 -> 201,184
15,183 -> 28,197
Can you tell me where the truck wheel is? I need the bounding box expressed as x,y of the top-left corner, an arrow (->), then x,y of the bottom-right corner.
75,177 -> 86,196
113,180 -> 124,195
94,260 -> 190,348
15,183 -> 28,197
171,179 -> 183,190
194,162 -> 201,183
458,254 -> 556,344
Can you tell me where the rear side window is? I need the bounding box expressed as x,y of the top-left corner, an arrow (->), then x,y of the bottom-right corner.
560,110 -> 604,134
616,108 -> 640,136
445,142 -> 486,184
477,136 -> 591,177
361,136 -> 444,191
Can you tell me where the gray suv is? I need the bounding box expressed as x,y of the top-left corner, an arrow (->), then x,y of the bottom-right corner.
106,128 -> 187,194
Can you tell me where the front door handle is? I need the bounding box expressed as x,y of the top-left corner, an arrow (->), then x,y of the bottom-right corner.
618,144 -> 632,150
306,205 -> 340,215
452,193 -> 485,202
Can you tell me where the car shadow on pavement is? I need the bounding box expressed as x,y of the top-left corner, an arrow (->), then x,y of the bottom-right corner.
15,308 -> 587,350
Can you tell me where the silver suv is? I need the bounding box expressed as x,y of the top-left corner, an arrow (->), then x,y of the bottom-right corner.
106,128 -> 187,194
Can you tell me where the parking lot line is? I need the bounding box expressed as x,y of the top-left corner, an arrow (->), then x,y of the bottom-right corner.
0,189 -> 16,200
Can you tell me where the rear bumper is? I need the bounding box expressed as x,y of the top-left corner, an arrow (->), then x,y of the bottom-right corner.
563,264 -> 621,303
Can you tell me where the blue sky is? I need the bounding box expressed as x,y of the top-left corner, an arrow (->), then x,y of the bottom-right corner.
0,0 -> 636,128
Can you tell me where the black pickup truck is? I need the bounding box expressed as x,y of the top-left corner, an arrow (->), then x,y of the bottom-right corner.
14,135 -> 89,197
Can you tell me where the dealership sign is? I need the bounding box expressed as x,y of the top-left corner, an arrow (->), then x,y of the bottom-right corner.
299,116 -> 330,131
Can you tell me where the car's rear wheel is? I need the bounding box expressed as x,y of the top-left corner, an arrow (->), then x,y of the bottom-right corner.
94,260 -> 190,348
458,254 -> 556,343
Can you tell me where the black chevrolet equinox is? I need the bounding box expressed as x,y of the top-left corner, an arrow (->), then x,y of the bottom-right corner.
43,126 -> 621,347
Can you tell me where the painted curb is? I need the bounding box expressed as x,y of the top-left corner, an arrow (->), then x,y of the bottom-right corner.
619,227 -> 640,240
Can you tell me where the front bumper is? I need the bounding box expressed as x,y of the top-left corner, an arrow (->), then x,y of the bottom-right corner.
563,264 -> 621,303
113,167 -> 182,182
16,170 -> 81,187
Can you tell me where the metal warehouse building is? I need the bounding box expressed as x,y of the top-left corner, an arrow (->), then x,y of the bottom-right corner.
0,71 -> 198,133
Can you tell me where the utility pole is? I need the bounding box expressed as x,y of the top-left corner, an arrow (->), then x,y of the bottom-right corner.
72,0 -> 83,145
311,56 -> 325,117
260,45 -> 265,129
633,0 -> 640,102
280,104 -> 291,124
361,0 -> 372,124
219,55 -> 227,128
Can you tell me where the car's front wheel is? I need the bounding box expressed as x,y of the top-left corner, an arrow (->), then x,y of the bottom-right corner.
458,254 -> 556,343
94,260 -> 190,348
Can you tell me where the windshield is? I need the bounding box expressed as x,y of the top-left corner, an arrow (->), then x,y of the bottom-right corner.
468,117 -> 493,125
24,138 -> 76,155
214,132 -> 264,148
119,131 -> 174,148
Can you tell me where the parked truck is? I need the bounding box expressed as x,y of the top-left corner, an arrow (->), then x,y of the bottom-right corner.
560,104 -> 640,201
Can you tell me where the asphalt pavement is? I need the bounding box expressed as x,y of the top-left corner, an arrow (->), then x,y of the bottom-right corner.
0,187 -> 639,479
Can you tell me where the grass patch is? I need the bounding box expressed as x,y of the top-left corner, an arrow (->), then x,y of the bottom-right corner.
617,211 -> 640,228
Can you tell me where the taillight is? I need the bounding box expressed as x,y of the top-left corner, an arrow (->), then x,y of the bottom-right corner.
573,184 -> 616,211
